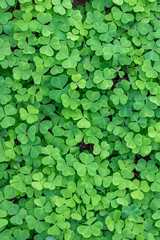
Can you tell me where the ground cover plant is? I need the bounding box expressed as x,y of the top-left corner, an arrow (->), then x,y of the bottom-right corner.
0,0 -> 160,239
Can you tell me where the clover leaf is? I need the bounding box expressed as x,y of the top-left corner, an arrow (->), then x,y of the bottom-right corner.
42,145 -> 60,166
20,105 -> 39,124
93,141 -> 110,159
110,88 -> 128,105
52,0 -> 72,15
13,61 -> 32,81
61,89 -> 80,110
74,152 -> 98,176
15,123 -> 36,144
56,154 -> 77,176
0,104 -> 17,128
13,229 -> 29,240
56,46 -> 81,69
130,179 -> 150,200
21,137 -> 42,159
46,212 -> 68,236
78,220 -> 103,238
0,209 -> 8,229
148,122 -> 160,142
1,1 -> 160,239
49,74 -> 69,103
31,172 -> 45,191
0,39 -> 11,61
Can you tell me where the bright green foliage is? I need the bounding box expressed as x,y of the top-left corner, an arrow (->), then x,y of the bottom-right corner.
0,0 -> 160,240
19,105 -> 39,124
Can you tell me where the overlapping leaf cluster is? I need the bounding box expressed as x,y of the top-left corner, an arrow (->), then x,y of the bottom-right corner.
0,0 -> 160,239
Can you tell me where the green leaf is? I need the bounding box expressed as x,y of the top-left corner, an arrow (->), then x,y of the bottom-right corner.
105,216 -> 114,231
78,225 -> 91,238
4,185 -> 16,199
77,118 -> 91,128
131,189 -> 144,200
14,229 -> 29,240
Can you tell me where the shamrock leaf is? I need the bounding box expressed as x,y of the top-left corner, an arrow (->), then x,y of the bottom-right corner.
92,0 -> 112,11
56,47 -> 81,69
13,61 -> 32,80
93,68 -> 114,90
93,141 -> 110,159
0,39 -> 11,61
74,152 -> 98,176
13,229 -> 29,240
112,7 -> 134,24
21,137 -> 42,159
56,154 -> 77,176
0,209 -> 8,229
31,172 -> 45,191
15,123 -> 36,144
78,220 -> 103,238
46,212 -> 68,236
70,74 -> 86,89
148,122 -> 160,142
42,145 -> 60,166
130,179 -> 150,200
20,105 -> 39,124
4,185 -> 16,199
77,117 -> 91,129
49,74 -> 69,103
61,89 -> 80,110
0,85 -> 12,105
0,104 -> 17,128
110,88 -> 128,105
52,0 -> 72,15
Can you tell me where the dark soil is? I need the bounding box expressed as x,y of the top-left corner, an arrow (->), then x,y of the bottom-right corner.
72,0 -> 89,8
32,32 -> 39,38
112,65 -> 131,90
11,46 -> 19,52
111,77 -> 123,90
108,154 -> 119,160
44,116 -> 51,121
108,115 -> 112,121
79,139 -> 94,153
9,2 -> 20,13
105,8 -> 111,14
134,154 -> 150,164
48,129 -> 53,134
14,139 -> 20,145
132,169 -> 140,179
